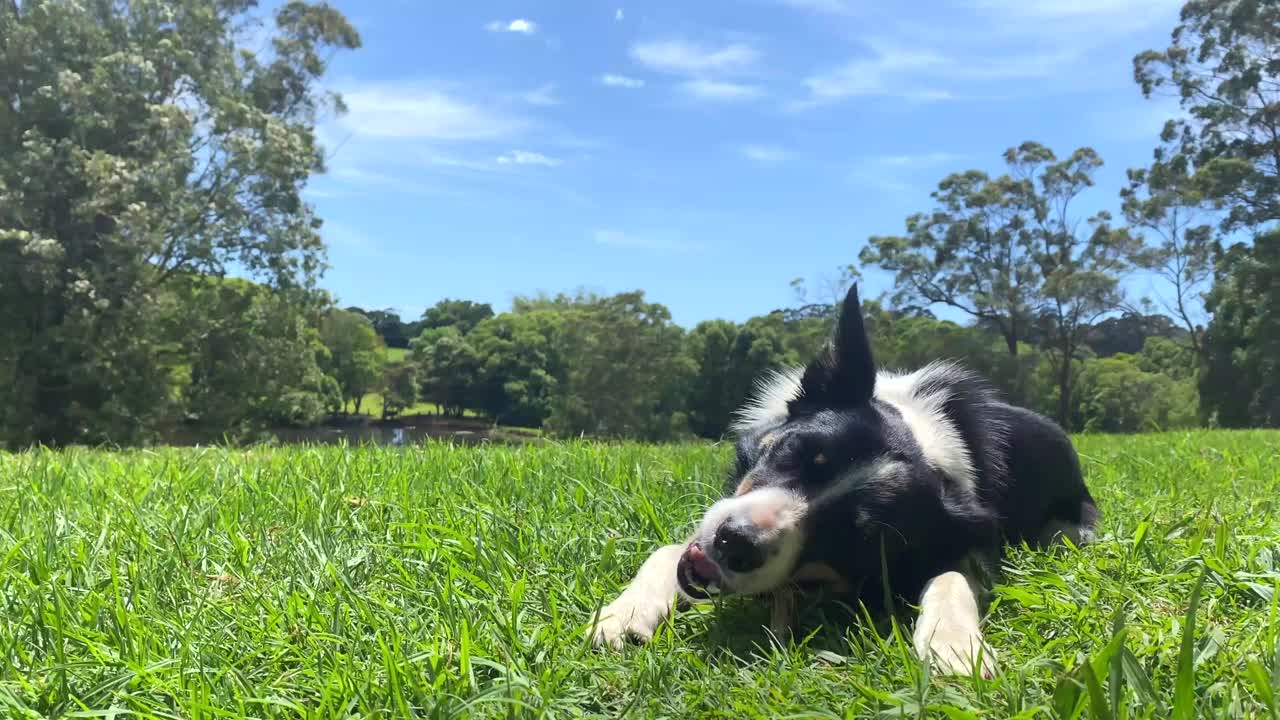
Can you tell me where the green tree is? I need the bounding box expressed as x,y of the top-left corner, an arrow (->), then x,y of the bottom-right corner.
861,169 -> 1041,359
177,279 -> 338,437
410,326 -> 480,417
468,311 -> 564,428
0,0 -> 359,448
319,309 -> 384,415
541,291 -> 693,441
1122,139 -> 1213,354
1074,354 -> 1194,434
1008,143 -> 1138,428
1200,232 -> 1280,427
420,299 -> 495,336
1135,0 -> 1280,233
684,316 -> 794,439
380,361 -> 419,420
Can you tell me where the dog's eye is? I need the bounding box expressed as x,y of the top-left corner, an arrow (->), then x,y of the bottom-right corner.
812,453 -> 828,465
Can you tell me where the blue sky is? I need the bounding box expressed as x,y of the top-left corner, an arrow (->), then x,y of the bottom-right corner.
301,0 -> 1185,327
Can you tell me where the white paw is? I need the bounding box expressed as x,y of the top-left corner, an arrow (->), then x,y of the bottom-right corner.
589,593 -> 670,649
920,623 -> 998,679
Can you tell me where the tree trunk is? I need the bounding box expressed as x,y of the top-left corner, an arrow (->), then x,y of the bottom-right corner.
1056,346 -> 1073,431
353,394 -> 364,415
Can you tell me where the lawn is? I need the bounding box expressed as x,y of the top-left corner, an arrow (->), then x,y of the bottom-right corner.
2,432 -> 1279,717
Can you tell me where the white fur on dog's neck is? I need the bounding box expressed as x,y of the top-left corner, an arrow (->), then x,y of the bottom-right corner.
729,361 -> 977,495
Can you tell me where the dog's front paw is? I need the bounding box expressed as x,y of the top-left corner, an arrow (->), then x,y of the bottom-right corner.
919,622 -> 997,679
589,593 -> 670,649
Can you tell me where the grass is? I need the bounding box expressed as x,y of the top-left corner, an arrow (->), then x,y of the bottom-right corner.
1,431 -> 1279,718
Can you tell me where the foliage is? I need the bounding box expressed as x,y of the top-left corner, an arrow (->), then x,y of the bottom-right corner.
1135,0 -> 1280,232
467,311 -> 564,428
537,291 -> 694,441
177,279 -> 338,436
318,309 -> 384,414
3,432 -> 1279,716
420,299 -> 495,336
379,361 -> 419,420
1200,231 -> 1280,427
410,326 -> 481,417
1074,354 -> 1197,433
0,0 -> 358,448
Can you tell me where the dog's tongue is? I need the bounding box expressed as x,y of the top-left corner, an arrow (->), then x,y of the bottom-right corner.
686,544 -> 722,584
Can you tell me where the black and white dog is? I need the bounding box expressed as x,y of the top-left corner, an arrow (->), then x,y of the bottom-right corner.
589,285 -> 1098,677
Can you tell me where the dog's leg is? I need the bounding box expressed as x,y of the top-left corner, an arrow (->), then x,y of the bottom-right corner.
590,543 -> 685,649
912,569 -> 997,678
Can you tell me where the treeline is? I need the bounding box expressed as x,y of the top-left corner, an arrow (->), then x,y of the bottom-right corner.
3,0 -> 1280,448
342,291 -> 1201,440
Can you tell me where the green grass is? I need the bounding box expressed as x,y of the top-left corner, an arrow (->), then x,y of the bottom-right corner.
2,431 -> 1279,718
386,347 -> 409,363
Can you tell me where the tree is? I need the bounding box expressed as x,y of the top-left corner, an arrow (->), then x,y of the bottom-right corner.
410,326 -> 480,417
0,0 -> 359,447
1200,231 -> 1280,427
380,362 -> 419,420
1135,0 -> 1280,233
177,279 -> 339,437
684,317 -> 794,439
319,309 -> 384,414
1074,354 -> 1195,433
349,306 -> 411,349
1008,142 -> 1138,429
467,311 -> 564,428
420,299 -> 494,336
861,169 -> 1041,359
1122,142 -> 1213,354
541,291 -> 693,441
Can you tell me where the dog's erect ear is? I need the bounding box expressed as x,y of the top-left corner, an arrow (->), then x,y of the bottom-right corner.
791,284 -> 876,411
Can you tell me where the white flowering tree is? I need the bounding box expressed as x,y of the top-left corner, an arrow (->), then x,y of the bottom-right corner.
0,0 -> 358,446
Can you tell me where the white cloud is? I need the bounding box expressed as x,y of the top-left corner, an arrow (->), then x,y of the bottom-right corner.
496,150 -> 562,167
600,73 -> 645,89
800,42 -> 1078,106
877,152 -> 964,169
592,229 -> 704,252
486,18 -> 538,34
776,0 -> 856,12
630,40 -> 759,76
615,8 -> 624,21
338,85 -> 524,141
680,79 -> 763,102
522,83 -> 559,107
740,144 -> 791,164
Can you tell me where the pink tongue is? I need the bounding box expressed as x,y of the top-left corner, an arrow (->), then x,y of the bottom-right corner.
687,544 -> 722,583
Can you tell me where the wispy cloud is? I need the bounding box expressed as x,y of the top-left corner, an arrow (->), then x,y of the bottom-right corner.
486,18 -> 538,35
600,73 -> 645,89
521,83 -> 559,107
630,40 -> 758,76
740,144 -> 792,164
680,79 -> 763,102
592,228 -> 704,252
775,0 -> 857,13
615,8 -> 624,21
496,150 -> 562,167
338,84 -> 525,141
971,0 -> 1180,31
876,152 -> 965,169
799,42 -> 1078,106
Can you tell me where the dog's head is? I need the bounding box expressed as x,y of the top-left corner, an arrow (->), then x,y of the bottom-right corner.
677,284 -> 924,599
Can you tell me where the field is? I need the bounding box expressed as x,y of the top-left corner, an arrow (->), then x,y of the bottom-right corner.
2,432 -> 1279,718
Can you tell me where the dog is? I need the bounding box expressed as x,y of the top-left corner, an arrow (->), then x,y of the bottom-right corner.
588,285 -> 1098,677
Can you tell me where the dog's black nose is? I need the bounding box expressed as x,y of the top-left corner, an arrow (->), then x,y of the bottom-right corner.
714,523 -> 764,573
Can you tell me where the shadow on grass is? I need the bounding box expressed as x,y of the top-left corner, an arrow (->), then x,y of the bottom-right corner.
686,587 -> 905,666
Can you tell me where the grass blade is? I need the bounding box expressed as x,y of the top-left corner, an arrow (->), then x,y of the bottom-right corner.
1173,565 -> 1208,720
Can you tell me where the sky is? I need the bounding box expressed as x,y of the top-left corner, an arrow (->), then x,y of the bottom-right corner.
296,0 -> 1187,327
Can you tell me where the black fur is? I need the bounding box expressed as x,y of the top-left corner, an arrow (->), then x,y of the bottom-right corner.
728,285 -> 1098,612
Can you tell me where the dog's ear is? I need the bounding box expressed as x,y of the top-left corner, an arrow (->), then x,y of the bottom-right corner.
791,284 -> 876,411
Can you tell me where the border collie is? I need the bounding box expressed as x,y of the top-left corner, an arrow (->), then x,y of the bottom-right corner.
589,285 -> 1098,677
